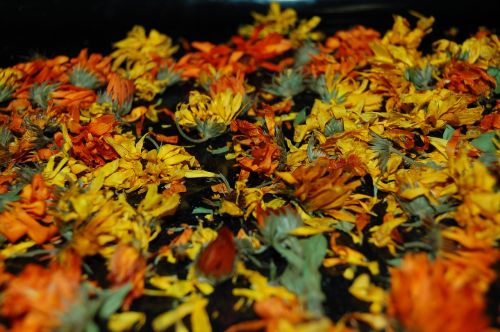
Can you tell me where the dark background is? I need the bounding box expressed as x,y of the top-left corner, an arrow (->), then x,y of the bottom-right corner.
0,0 -> 498,65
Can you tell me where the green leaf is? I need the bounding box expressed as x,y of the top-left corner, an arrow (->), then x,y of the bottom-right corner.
293,108 -> 307,126
192,207 -> 213,214
294,40 -> 320,68
260,207 -> 303,246
69,67 -> 101,90
0,189 -> 21,213
442,125 -> 455,141
29,82 -> 59,109
263,69 -> 305,99
302,234 -> 327,269
98,284 -> 132,319
207,145 -> 230,155
85,322 -> 100,332
404,63 -> 434,90
471,132 -> 497,153
370,133 -> 393,172
335,220 -> 355,233
324,118 -> 344,136
487,67 -> 500,94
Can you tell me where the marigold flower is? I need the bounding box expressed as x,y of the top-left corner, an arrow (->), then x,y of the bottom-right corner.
388,253 -> 493,332
231,119 -> 281,177
440,60 -> 496,96
108,245 -> 147,310
279,157 -> 362,220
0,174 -> 57,244
0,257 -> 81,332
176,90 -> 244,142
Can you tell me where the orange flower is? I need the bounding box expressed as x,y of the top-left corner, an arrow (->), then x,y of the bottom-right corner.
55,115 -> 119,167
209,72 -> 246,96
0,174 -> 57,244
440,60 -> 496,96
50,84 -> 97,113
176,42 -> 243,79
106,72 -> 135,107
0,256 -> 81,332
231,31 -> 294,72
196,227 -> 236,280
70,48 -> 112,83
108,245 -> 147,310
13,55 -> 70,87
231,119 -> 281,178
324,25 -> 380,74
285,157 -> 362,219
388,253 -> 493,332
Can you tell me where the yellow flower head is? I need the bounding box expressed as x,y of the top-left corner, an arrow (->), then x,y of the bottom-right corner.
111,25 -> 178,71
176,90 -> 244,142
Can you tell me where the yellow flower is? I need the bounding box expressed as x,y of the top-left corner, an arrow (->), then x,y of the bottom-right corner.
57,184 -> 162,257
108,312 -> 146,332
90,134 -> 208,192
42,154 -> 89,187
238,3 -> 297,38
152,295 -> 211,332
137,184 -> 180,221
0,68 -> 23,101
448,151 -> 500,246
382,14 -> 434,50
348,274 -> 386,313
233,262 -> 297,302
111,25 -> 178,71
400,89 -> 483,133
176,90 -> 244,142
289,16 -> 323,47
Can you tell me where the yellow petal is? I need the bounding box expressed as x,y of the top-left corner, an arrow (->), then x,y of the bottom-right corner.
108,312 -> 146,332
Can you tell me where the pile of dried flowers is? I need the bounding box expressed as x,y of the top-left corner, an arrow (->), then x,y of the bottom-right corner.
0,3 -> 499,332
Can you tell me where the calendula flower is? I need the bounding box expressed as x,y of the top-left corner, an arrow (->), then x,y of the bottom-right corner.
233,262 -> 297,303
439,60 -> 496,96
176,42 -> 242,78
263,68 -> 306,99
388,253 -> 493,332
61,189 -> 160,257
98,73 -> 135,117
289,16 -> 323,48
0,174 -> 57,244
13,55 -> 70,85
0,257 -> 81,332
152,294 -> 211,332
42,153 -> 89,187
400,88 -> 484,133
69,48 -> 112,87
231,119 -> 282,177
448,151 -> 500,246
227,297 -> 340,332
232,32 -> 293,72
278,157 -> 362,220
238,3 -> 297,38
348,274 -> 386,314
196,227 -> 236,282
108,245 -> 147,310
0,68 -> 23,102
93,134 -> 213,192
382,14 -> 434,50
324,25 -> 380,74
176,90 -> 244,142
324,231 -> 380,275
50,84 -> 97,116
55,115 -> 119,167
111,25 -> 178,71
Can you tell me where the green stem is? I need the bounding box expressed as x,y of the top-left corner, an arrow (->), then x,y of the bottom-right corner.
175,120 -> 212,144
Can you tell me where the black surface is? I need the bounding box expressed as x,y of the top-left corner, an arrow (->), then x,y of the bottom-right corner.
0,0 -> 498,65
